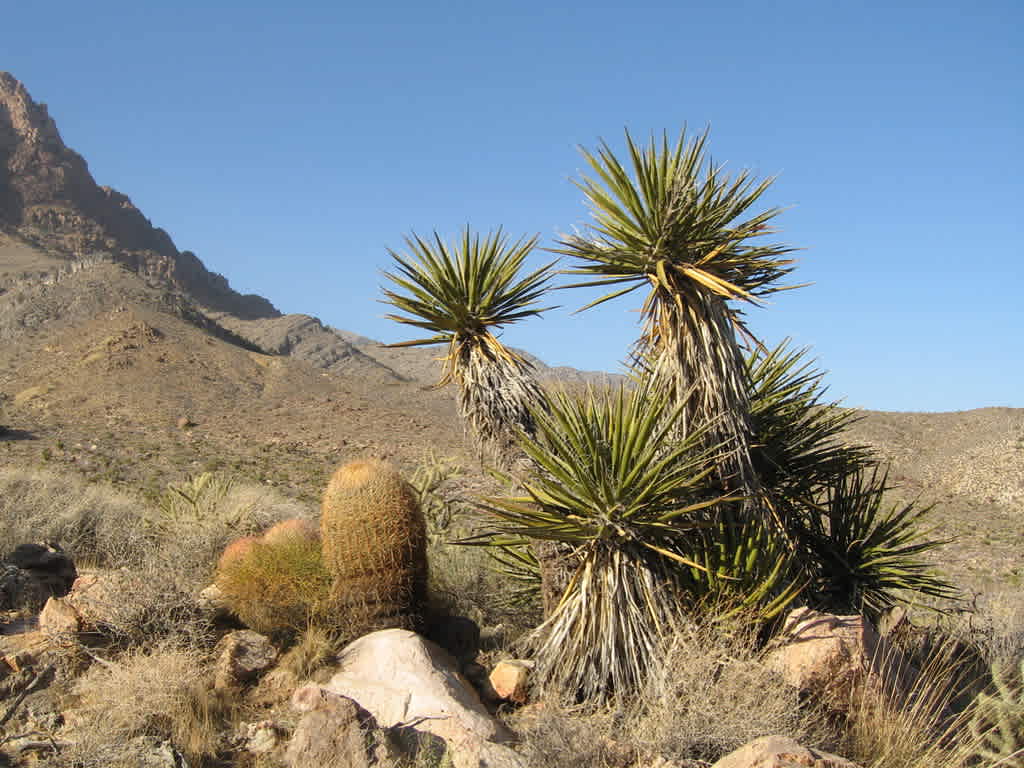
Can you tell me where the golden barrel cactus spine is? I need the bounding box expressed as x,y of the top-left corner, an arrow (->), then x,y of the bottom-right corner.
320,458 -> 428,633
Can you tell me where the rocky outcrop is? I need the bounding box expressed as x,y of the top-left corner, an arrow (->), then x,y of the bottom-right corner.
0,71 -> 278,319
764,607 -> 915,713
215,313 -> 404,379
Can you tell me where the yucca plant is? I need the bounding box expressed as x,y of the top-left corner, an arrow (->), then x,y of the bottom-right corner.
680,511 -> 805,623
382,228 -> 555,455
479,380 -> 750,700
746,341 -> 875,522
794,467 -> 957,620
557,128 -> 799,501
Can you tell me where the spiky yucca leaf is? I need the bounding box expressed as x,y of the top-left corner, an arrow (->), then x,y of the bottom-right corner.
479,382 -> 742,699
381,228 -> 555,451
557,129 -> 799,499
747,341 -> 875,506
481,382 -> 724,553
797,467 -> 957,619
681,512 -> 805,622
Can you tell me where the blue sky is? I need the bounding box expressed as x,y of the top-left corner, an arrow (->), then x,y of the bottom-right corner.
5,0 -> 1021,412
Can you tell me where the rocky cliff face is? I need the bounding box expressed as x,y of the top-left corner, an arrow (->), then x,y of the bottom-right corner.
0,72 -> 277,319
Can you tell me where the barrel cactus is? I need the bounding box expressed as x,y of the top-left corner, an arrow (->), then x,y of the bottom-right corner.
215,520 -> 330,639
320,459 -> 428,634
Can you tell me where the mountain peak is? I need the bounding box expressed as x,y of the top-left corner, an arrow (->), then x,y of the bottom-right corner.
0,72 -> 278,319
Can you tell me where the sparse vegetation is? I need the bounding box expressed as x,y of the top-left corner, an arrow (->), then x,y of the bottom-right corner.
67,645 -> 236,768
1,116 -> 1020,768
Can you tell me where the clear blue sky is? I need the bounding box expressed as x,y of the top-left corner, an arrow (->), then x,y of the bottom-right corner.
6,0 -> 1022,412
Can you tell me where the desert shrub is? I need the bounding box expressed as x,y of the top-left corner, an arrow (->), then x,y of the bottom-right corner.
841,631 -> 978,768
84,564 -> 215,650
67,645 -> 236,767
215,534 -> 333,641
970,590 -> 1024,670
0,466 -> 147,566
146,471 -> 311,573
513,614 -> 827,767
627,618 -> 827,763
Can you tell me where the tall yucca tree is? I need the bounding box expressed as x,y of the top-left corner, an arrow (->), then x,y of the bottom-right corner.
557,129 -> 799,501
381,228 -> 556,454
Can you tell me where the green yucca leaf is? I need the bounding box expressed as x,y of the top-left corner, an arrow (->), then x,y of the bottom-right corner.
380,227 -> 556,453
796,467 -> 957,619
557,128 -> 799,315
382,228 -> 556,348
554,128 -> 803,501
747,340 -> 875,510
478,380 -> 727,547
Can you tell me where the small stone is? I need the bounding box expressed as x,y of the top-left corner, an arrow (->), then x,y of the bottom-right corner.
214,630 -> 278,689
711,735 -> 863,768
488,660 -> 532,704
241,720 -> 282,754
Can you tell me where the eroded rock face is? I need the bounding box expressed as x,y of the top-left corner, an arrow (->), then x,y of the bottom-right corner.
711,735 -> 863,768
0,71 -> 278,319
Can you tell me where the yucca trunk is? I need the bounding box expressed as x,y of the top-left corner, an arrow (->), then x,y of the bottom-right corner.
528,542 -> 683,701
445,331 -> 546,457
644,288 -> 759,500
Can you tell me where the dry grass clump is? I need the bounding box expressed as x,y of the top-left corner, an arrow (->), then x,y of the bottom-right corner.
277,625 -> 339,682
628,619 -> 827,764
0,466 -> 146,565
970,590 -> 1024,670
840,631 -> 980,768
512,615 -> 826,767
66,645 -> 236,767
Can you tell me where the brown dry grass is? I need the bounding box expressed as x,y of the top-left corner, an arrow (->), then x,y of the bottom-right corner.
66,645 -> 237,767
511,615 -> 829,767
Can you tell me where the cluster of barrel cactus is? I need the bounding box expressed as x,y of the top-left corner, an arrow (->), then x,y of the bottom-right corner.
214,459 -> 427,640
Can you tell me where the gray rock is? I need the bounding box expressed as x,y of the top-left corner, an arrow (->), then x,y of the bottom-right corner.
285,691 -> 375,768
214,630 -> 278,689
